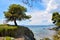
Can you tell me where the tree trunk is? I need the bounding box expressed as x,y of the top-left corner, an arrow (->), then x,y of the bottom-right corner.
14,19 -> 17,26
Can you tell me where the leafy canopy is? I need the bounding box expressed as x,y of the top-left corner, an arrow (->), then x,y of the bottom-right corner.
4,4 -> 31,21
52,12 -> 60,26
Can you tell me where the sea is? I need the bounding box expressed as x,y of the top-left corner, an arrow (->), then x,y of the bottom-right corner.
23,25 -> 56,40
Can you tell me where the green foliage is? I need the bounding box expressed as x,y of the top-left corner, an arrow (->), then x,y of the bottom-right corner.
4,4 -> 31,26
3,37 -> 13,40
52,27 -> 60,40
0,24 -> 17,37
53,35 -> 58,40
53,34 -> 60,40
44,38 -> 50,40
0,24 -> 35,40
52,12 -> 60,26
0,24 -> 17,32
2,36 -> 15,40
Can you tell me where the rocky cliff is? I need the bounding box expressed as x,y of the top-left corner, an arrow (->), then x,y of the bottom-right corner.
0,25 -> 35,40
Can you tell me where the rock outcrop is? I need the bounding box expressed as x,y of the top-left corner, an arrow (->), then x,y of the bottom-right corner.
0,25 -> 36,40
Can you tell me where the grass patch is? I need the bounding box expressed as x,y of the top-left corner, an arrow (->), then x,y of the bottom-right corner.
3,36 -> 14,40
0,24 -> 19,37
0,24 -> 17,32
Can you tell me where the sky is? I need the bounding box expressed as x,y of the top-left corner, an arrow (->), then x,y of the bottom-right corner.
0,0 -> 60,25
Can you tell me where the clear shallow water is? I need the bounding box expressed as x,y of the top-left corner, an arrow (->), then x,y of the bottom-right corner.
24,25 -> 56,40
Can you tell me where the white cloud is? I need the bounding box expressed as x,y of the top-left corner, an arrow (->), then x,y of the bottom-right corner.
45,0 -> 58,13
26,0 -> 59,25
27,10 -> 52,25
0,0 -> 60,25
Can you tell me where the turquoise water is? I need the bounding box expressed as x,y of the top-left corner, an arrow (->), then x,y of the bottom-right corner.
24,25 -> 56,40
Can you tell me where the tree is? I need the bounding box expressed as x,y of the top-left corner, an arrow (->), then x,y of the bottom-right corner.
52,12 -> 60,40
52,12 -> 60,27
4,4 -> 31,26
